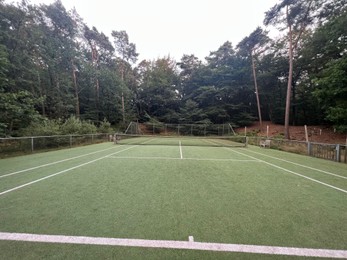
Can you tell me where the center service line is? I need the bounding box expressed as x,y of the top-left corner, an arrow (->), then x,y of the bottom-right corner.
179,141 -> 183,159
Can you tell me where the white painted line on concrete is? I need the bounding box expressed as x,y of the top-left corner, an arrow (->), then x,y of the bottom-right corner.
0,146 -> 119,179
0,232 -> 346,258
0,146 -> 138,197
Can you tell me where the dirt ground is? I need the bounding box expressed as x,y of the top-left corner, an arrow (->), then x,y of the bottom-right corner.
236,121 -> 347,145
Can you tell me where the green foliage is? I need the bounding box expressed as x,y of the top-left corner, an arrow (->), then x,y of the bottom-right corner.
21,116 -> 98,136
0,90 -> 42,136
98,118 -> 113,133
21,119 -> 62,136
0,0 -> 346,137
314,57 -> 347,132
62,116 -> 97,134
306,10 -> 347,132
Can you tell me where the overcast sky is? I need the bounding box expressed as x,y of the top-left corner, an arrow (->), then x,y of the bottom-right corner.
14,0 -> 279,61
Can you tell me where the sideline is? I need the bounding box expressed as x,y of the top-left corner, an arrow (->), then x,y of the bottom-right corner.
246,148 -> 347,180
0,232 -> 346,258
0,146 -> 137,197
0,145 -> 119,179
226,148 -> 347,194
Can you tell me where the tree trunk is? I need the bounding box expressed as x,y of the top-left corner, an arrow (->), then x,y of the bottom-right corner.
252,51 -> 262,128
37,71 -> 46,116
71,61 -> 80,117
122,92 -> 125,123
285,5 -> 294,140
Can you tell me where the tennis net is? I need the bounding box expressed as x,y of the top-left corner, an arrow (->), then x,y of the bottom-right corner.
114,134 -> 248,147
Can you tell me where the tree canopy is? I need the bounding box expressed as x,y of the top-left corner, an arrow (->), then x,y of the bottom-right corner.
0,0 -> 346,137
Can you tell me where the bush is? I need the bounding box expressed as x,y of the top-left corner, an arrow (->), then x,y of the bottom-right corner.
21,116 -> 98,136
98,118 -> 113,133
80,120 -> 97,134
21,119 -> 62,136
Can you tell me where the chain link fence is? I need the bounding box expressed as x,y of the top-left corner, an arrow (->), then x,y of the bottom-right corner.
0,134 -> 109,157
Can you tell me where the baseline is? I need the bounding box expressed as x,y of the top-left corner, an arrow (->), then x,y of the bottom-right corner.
0,146 -> 138,197
0,232 -> 346,259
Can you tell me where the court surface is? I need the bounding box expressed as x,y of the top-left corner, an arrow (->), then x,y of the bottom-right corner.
0,141 -> 346,259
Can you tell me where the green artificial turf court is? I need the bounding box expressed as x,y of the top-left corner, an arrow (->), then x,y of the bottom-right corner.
0,140 -> 346,259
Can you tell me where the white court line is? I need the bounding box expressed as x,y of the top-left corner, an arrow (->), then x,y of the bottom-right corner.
0,146 -> 119,179
226,148 -> 347,194
0,232 -> 346,258
179,141 -> 183,159
0,146 -> 137,197
108,156 -> 259,162
246,149 -> 347,180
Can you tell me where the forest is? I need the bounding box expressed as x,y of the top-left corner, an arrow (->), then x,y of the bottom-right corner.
0,0 -> 346,138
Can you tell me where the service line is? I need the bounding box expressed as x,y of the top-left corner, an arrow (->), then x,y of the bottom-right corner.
0,145 -> 119,179
0,146 -> 138,197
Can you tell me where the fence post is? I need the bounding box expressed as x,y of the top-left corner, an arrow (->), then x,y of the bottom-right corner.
70,135 -> 72,148
31,137 -> 34,153
336,144 -> 340,162
307,142 -> 312,156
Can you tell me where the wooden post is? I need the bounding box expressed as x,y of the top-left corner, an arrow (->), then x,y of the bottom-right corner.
244,126 -> 247,136
304,125 -> 309,142
336,144 -> 340,162
266,125 -> 269,138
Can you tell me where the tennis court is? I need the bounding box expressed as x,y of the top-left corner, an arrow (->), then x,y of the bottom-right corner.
0,139 -> 346,259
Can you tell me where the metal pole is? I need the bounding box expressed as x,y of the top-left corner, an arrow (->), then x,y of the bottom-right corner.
31,137 -> 34,153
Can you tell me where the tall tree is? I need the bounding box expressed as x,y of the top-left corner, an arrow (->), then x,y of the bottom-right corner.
136,57 -> 180,122
38,0 -> 79,118
237,27 -> 270,127
111,30 -> 138,81
111,30 -> 138,123
84,26 -> 114,121
264,0 -> 320,139
308,8 -> 347,131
